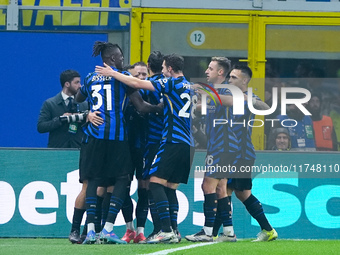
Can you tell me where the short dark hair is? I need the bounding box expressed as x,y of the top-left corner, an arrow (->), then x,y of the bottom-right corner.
163,53 -> 184,73
148,51 -> 164,73
133,61 -> 147,68
211,57 -> 231,76
92,41 -> 123,60
232,64 -> 252,79
60,70 -> 80,88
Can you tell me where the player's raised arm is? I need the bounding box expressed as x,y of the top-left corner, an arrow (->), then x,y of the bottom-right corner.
253,98 -> 270,110
95,63 -> 155,91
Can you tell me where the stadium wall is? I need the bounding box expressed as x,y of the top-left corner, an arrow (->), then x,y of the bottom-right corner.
1,148 -> 339,239
1,2 -> 340,149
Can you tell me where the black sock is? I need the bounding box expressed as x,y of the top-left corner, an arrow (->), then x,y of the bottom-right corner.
227,196 -> 232,226
122,185 -> 133,223
148,189 -> 161,234
71,208 -> 86,232
95,196 -> 104,233
101,192 -> 112,229
85,180 -> 98,224
165,187 -> 178,231
149,182 -> 171,232
204,193 -> 217,228
136,188 -> 149,228
213,196 -> 232,237
218,197 -> 233,227
106,176 -> 129,224
243,194 -> 272,231
212,213 -> 222,237
81,219 -> 87,236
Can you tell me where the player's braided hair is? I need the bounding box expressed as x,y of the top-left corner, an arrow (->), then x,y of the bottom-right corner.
92,41 -> 123,59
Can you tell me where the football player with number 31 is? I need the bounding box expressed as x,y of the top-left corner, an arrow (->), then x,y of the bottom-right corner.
95,53 -> 195,244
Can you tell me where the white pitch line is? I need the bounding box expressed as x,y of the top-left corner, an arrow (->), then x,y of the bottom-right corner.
141,242 -> 217,255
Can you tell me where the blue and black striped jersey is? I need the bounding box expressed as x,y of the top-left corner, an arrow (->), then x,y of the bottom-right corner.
141,73 -> 164,144
151,76 -> 194,146
206,87 -> 239,158
228,90 -> 260,160
124,98 -> 146,149
80,67 -> 129,141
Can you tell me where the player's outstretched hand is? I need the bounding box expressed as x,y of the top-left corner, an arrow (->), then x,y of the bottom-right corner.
194,87 -> 208,97
95,63 -> 114,77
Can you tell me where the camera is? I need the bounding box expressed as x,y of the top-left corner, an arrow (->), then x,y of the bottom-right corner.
59,111 -> 88,123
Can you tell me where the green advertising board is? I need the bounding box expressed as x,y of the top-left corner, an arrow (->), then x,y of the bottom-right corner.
0,149 -> 339,239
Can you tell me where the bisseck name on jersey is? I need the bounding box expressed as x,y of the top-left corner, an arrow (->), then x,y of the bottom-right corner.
92,74 -> 112,82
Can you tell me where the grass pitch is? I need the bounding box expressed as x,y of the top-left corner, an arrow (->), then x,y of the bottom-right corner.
0,238 -> 339,255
